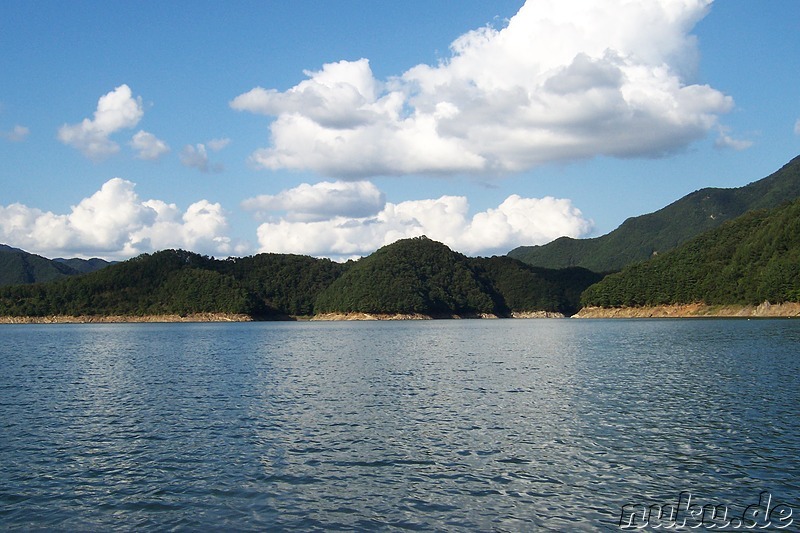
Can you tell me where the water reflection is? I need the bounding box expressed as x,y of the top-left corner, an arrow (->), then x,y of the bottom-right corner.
1,319 -> 798,531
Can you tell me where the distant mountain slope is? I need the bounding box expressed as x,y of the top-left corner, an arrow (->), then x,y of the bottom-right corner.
0,245 -> 80,285
580,198 -> 800,308
0,244 -> 112,286
508,154 -> 800,272
53,257 -> 113,274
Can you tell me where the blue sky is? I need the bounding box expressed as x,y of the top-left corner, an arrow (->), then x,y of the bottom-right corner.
1,0 -> 798,260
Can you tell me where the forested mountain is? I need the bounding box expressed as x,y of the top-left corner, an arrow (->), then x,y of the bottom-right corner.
314,237 -> 496,315
314,237 -> 601,316
472,256 -> 603,315
0,249 -> 348,318
580,198 -> 800,308
0,238 -> 600,318
53,257 -> 113,274
0,245 -> 81,285
0,244 -> 111,286
508,155 -> 800,272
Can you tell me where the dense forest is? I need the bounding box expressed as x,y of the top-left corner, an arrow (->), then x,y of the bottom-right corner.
314,237 -> 602,316
509,155 -> 800,272
580,198 -> 800,308
0,237 -> 600,318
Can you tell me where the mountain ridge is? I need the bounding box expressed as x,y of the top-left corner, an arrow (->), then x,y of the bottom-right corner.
0,244 -> 112,286
579,197 -> 800,309
508,154 -> 800,272
0,238 -> 601,319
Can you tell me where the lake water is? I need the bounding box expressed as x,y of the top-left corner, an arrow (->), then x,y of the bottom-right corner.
1,319 -> 798,531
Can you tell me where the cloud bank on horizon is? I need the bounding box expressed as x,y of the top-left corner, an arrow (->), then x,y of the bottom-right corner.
2,0 -> 744,261
232,0 -> 732,178
0,178 -> 590,260
0,179 -> 244,260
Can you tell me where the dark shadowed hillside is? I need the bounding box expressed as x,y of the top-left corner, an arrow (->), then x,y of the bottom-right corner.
0,238 -> 601,318
314,237 -> 601,316
508,155 -> 800,272
580,198 -> 800,308
0,244 -> 111,286
0,245 -> 80,285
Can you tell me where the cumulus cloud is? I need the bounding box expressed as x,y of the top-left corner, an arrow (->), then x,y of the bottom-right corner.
242,180 -> 385,222
250,180 -> 592,259
180,140 -> 228,172
0,178 -> 243,259
232,0 -> 732,178
1,125 -> 29,142
130,130 -> 170,160
58,85 -> 143,160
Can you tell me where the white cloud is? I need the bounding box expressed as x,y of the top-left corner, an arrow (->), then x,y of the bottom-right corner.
180,142 -> 225,172
251,180 -> 592,259
242,180 -> 385,222
130,130 -> 170,160
714,127 -> 752,151
794,118 -> 800,136
207,137 -> 231,151
1,125 -> 29,142
0,178 -> 243,259
232,0 -> 732,178
58,85 -> 144,160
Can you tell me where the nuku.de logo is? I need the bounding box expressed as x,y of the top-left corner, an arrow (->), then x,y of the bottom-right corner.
619,491 -> 793,529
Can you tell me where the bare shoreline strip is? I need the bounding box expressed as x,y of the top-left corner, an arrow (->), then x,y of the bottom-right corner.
0,313 -> 255,324
0,310 -> 565,324
573,301 -> 800,318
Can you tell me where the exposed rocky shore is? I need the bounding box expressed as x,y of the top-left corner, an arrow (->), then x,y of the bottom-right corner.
0,313 -> 254,324
0,311 -> 569,324
573,301 -> 800,318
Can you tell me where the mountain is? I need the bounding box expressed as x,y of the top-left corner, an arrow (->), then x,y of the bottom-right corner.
0,244 -> 112,286
314,236 -> 601,316
0,249 -> 347,318
508,154 -> 800,272
0,238 -> 601,318
0,245 -> 80,285
580,198 -> 800,308
53,257 -> 113,274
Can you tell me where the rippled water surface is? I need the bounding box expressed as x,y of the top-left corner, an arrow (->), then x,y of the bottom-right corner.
1,319 -> 798,530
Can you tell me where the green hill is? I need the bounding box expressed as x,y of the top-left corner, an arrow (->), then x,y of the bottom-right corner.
314,236 -> 497,315
0,249 -> 346,318
0,245 -> 80,285
0,238 -> 601,318
580,198 -> 800,308
314,236 -> 601,316
0,244 -> 111,286
0,250 -> 256,317
53,257 -> 113,274
508,155 -> 800,272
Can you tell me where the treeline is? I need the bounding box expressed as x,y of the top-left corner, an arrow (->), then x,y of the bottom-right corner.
0,237 -> 600,318
581,199 -> 800,308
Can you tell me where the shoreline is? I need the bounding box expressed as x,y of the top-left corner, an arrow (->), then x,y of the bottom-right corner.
9,303 -> 800,323
572,301 -> 800,318
0,310 -> 565,324
0,313 -> 256,324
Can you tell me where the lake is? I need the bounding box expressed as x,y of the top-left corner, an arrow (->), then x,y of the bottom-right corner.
1,319 -> 798,531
